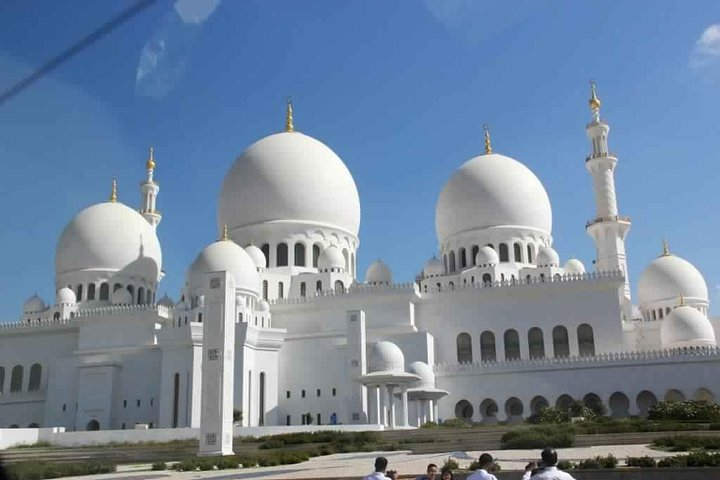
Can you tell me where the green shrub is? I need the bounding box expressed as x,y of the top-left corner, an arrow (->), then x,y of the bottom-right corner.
577,454 -> 617,469
420,421 -> 439,428
709,422 -> 720,431
6,461 -> 116,479
538,407 -> 571,424
500,425 -> 575,449
626,456 -> 657,467
557,460 -> 575,470
652,435 -> 720,452
658,456 -> 687,468
151,461 -> 167,470
442,418 -> 473,428
648,400 -> 720,422
442,458 -> 459,470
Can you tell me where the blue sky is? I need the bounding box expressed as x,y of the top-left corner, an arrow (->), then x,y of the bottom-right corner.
1,0 -> 719,320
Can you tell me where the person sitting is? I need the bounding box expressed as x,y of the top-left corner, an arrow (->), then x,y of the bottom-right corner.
532,448 -> 576,480
416,463 -> 438,480
467,453 -> 498,480
363,456 -> 391,480
440,467 -> 454,480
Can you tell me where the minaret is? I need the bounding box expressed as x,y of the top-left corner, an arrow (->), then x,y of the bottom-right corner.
140,147 -> 162,229
584,81 -> 632,317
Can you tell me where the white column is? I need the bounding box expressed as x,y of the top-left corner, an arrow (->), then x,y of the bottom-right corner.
380,384 -> 388,426
421,399 -> 428,424
387,385 -> 396,429
428,399 -> 435,422
434,402 -> 439,424
401,388 -> 409,427
375,386 -> 382,426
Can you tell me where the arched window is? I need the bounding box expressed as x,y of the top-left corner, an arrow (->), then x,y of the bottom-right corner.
480,331 -> 496,362
262,281 -> 268,300
504,329 -> 520,360
99,283 -> 109,300
147,290 -> 152,304
276,243 -> 288,267
577,324 -> 595,356
312,244 -> 321,268
443,254 -> 448,273
456,333 -> 472,363
172,373 -> 180,428
448,251 -> 456,272
459,248 -> 467,268
527,245 -> 533,263
10,365 -> 23,393
552,326 -> 570,358
260,244 -> 270,268
87,283 -> 96,300
53,312 -> 60,321
294,243 -> 306,266
499,243 -> 509,262
513,243 -> 522,262
455,400 -> 474,420
28,364 -> 41,392
86,420 -> 100,431
198,313 -> 203,323
278,282 -> 284,299
471,245 -> 479,266
0,367 -> 5,393
334,280 -> 344,293
76,284 -> 83,302
528,327 -> 545,359
259,372 -> 266,426
137,287 -> 145,305
113,283 -> 122,292
539,273 -> 546,282
482,273 -> 492,286
127,285 -> 134,298
300,282 -> 306,298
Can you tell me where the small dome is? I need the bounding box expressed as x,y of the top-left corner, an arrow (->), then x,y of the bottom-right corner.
245,245 -> 267,269
475,246 -> 499,266
369,341 -> 405,373
564,258 -> 586,275
187,239 -> 260,294
318,245 -> 345,271
408,361 -> 435,389
536,246 -> 560,267
112,287 -> 132,305
661,305 -> 716,349
638,254 -> 708,308
366,260 -> 392,284
158,294 -> 174,307
23,294 -> 46,313
56,288 -> 76,305
257,300 -> 270,312
235,295 -> 247,308
423,256 -> 444,278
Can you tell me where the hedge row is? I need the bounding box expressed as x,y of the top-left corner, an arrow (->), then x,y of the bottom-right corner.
257,430 -> 379,449
500,425 -> 574,449
648,401 -> 720,422
5,461 -> 116,480
652,435 -> 720,452
173,450 -> 312,471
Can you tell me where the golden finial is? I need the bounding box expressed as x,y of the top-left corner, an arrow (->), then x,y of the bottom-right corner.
220,224 -> 229,241
483,124 -> 492,155
589,80 -> 602,112
146,146 -> 155,170
679,294 -> 685,307
285,98 -> 294,132
110,178 -> 117,202
662,239 -> 671,257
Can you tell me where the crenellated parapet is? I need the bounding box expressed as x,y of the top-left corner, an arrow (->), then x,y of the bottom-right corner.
75,304 -> 172,318
271,282 -> 419,305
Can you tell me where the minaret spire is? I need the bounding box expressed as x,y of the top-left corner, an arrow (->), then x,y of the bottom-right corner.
140,146 -> 162,229
110,178 -> 117,202
662,239 -> 671,257
483,124 -> 492,155
584,80 -> 632,319
285,98 -> 294,132
220,224 -> 229,241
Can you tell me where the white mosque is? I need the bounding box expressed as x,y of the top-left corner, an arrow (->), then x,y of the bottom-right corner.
1,84 -> 718,433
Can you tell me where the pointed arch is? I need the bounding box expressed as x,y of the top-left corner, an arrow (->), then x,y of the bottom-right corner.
513,243 -> 522,262
294,242 -> 306,266
528,327 -> 545,359
499,243 -> 509,262
276,243 -> 288,267
552,326 -> 570,358
504,329 -> 520,360
481,331 -> 496,361
577,324 -> 595,356
456,332 -> 473,363
28,364 -> 41,392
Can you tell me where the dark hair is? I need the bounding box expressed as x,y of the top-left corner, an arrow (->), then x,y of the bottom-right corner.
525,461 -> 537,471
440,467 -> 454,479
375,456 -> 388,472
478,453 -> 494,468
541,448 -> 558,466
386,470 -> 397,479
427,463 -> 438,471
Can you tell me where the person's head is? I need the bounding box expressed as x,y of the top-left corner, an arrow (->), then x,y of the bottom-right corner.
374,456 -> 388,473
525,461 -> 538,472
386,469 -> 398,480
478,453 -> 494,470
440,467 -> 454,480
426,463 -> 438,478
541,448 -> 558,467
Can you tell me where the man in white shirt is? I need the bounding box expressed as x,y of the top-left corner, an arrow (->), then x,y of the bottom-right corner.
363,456 -> 391,480
467,453 -> 498,480
522,462 -> 538,480
532,448 -> 576,480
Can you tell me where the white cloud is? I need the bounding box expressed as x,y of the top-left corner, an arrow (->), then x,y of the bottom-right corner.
174,0 -> 220,25
690,24 -> 720,69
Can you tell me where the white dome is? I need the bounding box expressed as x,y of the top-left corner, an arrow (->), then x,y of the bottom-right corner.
435,153 -> 552,243
536,246 -> 560,267
366,260 -> 392,284
369,341 -> 405,373
408,361 -> 435,389
638,254 -> 708,307
475,246 -> 499,266
318,245 -> 345,271
187,239 -> 260,294
423,256 -> 444,278
661,305 -> 716,348
257,300 -> 270,312
23,294 -> 45,313
112,287 -> 132,305
564,258 -> 586,275
158,294 -> 174,307
218,132 -> 361,236
245,245 -> 267,269
56,288 -> 76,305
55,201 -> 162,282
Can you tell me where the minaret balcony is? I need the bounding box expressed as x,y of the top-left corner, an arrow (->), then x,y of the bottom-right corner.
585,152 -> 617,163
586,120 -> 608,129
586,215 -> 632,229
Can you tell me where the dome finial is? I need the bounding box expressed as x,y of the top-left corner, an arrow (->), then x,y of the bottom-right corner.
110,178 -> 117,202
589,79 -> 602,112
678,294 -> 685,307
146,146 -> 155,171
285,97 -> 294,132
483,124 -> 492,155
220,224 -> 229,241
662,239 -> 671,257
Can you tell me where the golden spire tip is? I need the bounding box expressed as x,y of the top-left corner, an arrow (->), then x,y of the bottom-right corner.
679,294 -> 685,307
110,178 -> 117,202
285,97 -> 294,132
589,79 -> 601,112
662,239 -> 670,257
483,124 -> 492,155
220,224 -> 229,241
146,146 -> 155,170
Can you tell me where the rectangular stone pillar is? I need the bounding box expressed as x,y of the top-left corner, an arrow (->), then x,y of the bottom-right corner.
199,271 -> 235,456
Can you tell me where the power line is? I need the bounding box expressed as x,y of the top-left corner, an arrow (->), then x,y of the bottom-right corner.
0,0 -> 158,107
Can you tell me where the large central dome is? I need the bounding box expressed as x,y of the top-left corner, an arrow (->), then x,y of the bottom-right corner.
218,132 -> 361,237
435,153 -> 552,243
